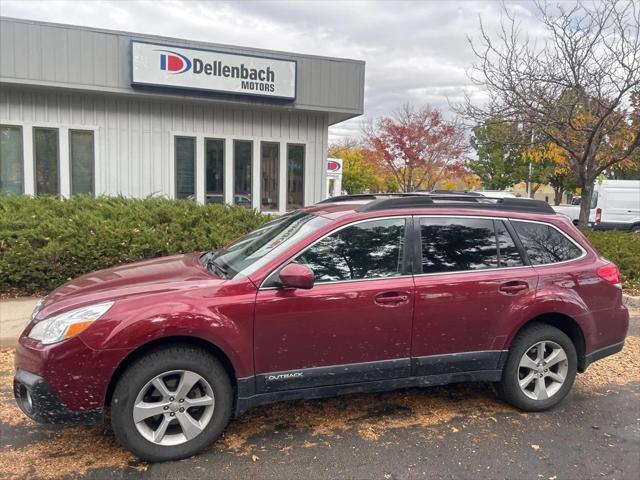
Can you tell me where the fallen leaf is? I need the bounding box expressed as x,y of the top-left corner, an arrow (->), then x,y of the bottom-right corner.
251,454 -> 259,462
531,444 -> 540,450
451,427 -> 459,433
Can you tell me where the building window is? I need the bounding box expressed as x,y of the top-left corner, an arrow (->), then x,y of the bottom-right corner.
69,130 -> 95,195
287,144 -> 305,210
0,125 -> 23,194
34,127 -> 59,195
205,138 -> 224,204
175,136 -> 196,200
234,140 -> 252,208
261,142 -> 279,210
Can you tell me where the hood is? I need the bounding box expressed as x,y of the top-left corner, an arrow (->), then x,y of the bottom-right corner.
38,252 -> 222,318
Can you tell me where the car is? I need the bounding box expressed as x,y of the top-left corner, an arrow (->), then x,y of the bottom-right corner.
476,190 -> 517,199
553,180 -> 640,229
13,193 -> 629,462
589,180 -> 640,231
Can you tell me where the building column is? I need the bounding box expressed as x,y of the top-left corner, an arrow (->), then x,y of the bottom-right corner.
196,134 -> 205,204
23,126 -> 34,196
224,138 -> 233,205
59,127 -> 70,198
279,141 -> 287,214
252,140 -> 260,210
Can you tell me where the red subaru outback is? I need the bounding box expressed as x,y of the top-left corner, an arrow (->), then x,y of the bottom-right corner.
14,194 -> 629,461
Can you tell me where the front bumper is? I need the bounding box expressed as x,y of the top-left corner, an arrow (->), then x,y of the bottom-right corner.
13,369 -> 103,425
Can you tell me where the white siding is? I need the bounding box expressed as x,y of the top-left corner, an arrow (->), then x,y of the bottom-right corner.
0,87 -> 328,210
0,17 -> 365,124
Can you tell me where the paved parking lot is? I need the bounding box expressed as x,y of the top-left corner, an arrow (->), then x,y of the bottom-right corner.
1,315 -> 639,480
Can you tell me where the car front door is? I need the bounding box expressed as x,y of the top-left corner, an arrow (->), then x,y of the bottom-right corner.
253,216 -> 414,393
411,216 -> 539,377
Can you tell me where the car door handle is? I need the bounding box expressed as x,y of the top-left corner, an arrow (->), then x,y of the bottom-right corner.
499,281 -> 529,295
374,292 -> 409,306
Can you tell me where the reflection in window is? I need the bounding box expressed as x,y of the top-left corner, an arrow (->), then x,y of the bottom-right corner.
0,125 -> 23,194
216,212 -> 331,279
297,218 -> 405,282
420,218 -> 498,273
287,144 -> 304,210
70,130 -> 94,195
34,127 -> 59,195
495,220 -> 524,267
175,137 -> 195,200
261,142 -> 279,210
206,139 -> 224,204
234,140 -> 252,208
512,221 -> 582,265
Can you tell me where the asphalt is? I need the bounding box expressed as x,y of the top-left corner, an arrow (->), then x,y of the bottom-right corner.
1,314 -> 639,480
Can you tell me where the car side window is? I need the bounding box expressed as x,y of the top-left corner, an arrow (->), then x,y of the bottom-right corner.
495,220 -> 525,267
419,217 -> 499,273
511,221 -> 583,265
296,218 -> 406,282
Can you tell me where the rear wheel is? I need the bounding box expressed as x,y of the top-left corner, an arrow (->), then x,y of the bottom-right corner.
497,324 -> 577,411
111,346 -> 232,462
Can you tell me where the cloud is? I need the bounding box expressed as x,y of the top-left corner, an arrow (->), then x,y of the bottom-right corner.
1,0 -> 542,143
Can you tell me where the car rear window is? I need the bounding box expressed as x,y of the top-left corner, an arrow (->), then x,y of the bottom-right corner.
419,217 -> 500,273
511,221 -> 583,265
495,220 -> 525,268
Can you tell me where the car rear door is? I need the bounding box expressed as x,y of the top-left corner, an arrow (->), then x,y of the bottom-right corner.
253,216 -> 414,393
410,216 -> 539,377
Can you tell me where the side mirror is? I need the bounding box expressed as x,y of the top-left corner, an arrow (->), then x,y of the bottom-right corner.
279,263 -> 314,290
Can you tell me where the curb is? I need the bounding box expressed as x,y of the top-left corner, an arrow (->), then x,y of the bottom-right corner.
623,294 -> 640,310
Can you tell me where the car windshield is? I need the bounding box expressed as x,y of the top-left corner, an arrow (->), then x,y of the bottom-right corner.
204,211 -> 331,279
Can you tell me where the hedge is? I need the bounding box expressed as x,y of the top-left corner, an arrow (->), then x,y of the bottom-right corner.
0,195 -> 268,295
1,196 -> 638,296
584,230 -> 640,293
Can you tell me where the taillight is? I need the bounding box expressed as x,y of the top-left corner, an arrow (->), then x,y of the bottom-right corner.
597,263 -> 622,288
595,208 -> 602,224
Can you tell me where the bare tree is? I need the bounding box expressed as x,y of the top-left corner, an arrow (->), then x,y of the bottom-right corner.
463,0 -> 640,226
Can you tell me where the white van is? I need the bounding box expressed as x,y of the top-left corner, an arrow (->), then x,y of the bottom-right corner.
588,180 -> 640,232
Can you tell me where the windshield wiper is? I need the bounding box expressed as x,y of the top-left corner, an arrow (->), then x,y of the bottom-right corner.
206,255 -> 229,279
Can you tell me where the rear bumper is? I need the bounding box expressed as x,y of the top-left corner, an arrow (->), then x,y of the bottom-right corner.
588,221 -> 633,231
13,369 -> 103,424
583,341 -> 625,371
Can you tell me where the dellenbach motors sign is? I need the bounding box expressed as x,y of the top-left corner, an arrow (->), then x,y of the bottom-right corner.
131,42 -> 296,100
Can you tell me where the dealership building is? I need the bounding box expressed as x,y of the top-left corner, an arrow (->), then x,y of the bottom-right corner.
0,17 -> 364,212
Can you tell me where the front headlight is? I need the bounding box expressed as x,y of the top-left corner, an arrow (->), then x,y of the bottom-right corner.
28,301 -> 114,345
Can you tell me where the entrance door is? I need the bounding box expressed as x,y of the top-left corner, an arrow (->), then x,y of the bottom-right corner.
411,216 -> 539,376
254,217 -> 414,393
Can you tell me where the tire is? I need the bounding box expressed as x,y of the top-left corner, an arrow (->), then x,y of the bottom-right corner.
111,346 -> 232,462
497,323 -> 577,412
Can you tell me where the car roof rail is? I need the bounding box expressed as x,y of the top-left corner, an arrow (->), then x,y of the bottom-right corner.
316,193 -> 429,204
354,194 -> 556,214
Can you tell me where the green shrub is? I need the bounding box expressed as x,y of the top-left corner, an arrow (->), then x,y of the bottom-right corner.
584,230 -> 640,292
0,195 -> 269,295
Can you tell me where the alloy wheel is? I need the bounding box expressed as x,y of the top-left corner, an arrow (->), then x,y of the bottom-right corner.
517,341 -> 568,401
133,370 -> 215,446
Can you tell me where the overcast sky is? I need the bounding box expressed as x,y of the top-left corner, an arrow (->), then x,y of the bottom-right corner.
0,0 -> 543,143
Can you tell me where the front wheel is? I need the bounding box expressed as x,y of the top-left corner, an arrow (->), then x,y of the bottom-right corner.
111,346 -> 232,462
497,324 -> 577,411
